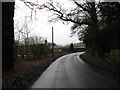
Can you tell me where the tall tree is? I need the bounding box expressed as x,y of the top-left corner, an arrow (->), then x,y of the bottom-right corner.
99,2 -> 120,50
2,2 -> 15,71
21,0 -> 120,57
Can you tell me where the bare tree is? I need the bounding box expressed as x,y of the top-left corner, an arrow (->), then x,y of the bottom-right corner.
20,0 -> 93,25
20,0 -> 100,55
17,0 -> 120,59
14,16 -> 33,59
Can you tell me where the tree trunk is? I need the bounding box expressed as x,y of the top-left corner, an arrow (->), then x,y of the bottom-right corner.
2,2 -> 15,71
90,2 -> 99,57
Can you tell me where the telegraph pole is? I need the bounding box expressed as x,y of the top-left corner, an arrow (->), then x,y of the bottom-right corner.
52,27 -> 54,56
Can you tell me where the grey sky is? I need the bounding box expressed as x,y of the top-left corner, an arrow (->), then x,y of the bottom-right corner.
14,0 -> 80,46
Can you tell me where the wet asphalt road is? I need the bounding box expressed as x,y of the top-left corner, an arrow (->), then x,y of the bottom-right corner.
31,52 -> 119,88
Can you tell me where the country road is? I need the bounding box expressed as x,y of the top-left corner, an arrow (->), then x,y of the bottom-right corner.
31,52 -> 119,88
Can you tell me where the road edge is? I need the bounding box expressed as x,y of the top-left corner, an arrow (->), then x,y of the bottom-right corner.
79,53 -> 120,78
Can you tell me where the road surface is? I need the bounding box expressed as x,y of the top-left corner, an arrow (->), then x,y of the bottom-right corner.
31,52 -> 119,88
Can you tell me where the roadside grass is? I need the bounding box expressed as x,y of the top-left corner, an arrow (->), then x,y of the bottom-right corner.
2,53 -> 66,88
80,53 -> 120,75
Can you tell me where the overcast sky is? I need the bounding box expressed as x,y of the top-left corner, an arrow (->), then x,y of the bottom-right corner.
14,0 -> 80,46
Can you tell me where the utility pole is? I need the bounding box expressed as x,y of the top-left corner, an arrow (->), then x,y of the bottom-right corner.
52,26 -> 54,56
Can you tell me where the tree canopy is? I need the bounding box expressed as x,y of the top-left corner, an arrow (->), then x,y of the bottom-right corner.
21,0 -> 120,57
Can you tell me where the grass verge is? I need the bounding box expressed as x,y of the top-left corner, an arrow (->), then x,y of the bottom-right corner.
80,53 -> 120,76
2,54 -> 65,89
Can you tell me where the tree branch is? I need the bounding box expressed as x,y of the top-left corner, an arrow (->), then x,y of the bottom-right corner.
73,0 -> 91,13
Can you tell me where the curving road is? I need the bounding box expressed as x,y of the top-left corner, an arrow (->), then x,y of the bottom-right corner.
31,52 -> 119,88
